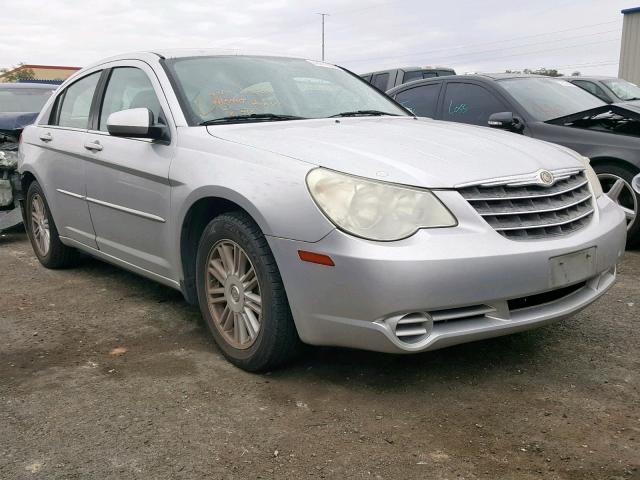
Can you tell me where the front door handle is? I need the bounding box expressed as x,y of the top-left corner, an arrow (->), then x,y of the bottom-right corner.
39,132 -> 53,142
84,141 -> 103,152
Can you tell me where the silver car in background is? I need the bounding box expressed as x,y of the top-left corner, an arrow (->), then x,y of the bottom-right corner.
18,51 -> 627,371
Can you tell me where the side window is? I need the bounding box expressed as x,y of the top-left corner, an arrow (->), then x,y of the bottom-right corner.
403,71 -> 423,83
573,80 -> 597,95
394,84 -> 441,118
372,73 -> 389,91
55,72 -> 101,129
573,80 -> 609,102
442,83 -> 507,126
99,67 -> 164,132
361,74 -> 373,84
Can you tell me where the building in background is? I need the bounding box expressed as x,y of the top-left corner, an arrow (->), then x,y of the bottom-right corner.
619,7 -> 640,85
0,64 -> 80,84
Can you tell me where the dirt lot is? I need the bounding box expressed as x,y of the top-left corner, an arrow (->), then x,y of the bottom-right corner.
1,230 -> 638,480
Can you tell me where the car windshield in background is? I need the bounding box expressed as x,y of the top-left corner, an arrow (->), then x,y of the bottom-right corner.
163,56 -> 408,124
0,88 -> 53,113
601,79 -> 640,101
498,77 -> 605,121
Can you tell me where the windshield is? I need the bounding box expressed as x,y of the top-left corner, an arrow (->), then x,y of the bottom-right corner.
163,56 -> 408,124
602,79 -> 640,101
0,88 -> 54,113
498,77 -> 605,121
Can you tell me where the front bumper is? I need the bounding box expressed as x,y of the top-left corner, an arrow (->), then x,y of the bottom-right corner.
0,170 -> 22,232
268,194 -> 627,353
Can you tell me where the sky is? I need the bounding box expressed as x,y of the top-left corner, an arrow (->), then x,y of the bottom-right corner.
0,0 -> 638,76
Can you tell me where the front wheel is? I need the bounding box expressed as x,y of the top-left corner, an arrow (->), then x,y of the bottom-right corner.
594,163 -> 639,247
195,212 -> 301,371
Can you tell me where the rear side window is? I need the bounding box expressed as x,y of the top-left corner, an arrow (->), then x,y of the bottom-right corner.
442,82 -> 507,126
372,73 -> 389,91
403,71 -> 439,83
395,84 -> 441,117
99,67 -> 164,131
55,72 -> 101,129
403,71 -> 423,83
572,80 -> 609,102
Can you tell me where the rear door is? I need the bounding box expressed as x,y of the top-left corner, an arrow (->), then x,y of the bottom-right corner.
33,71 -> 103,247
83,61 -> 176,278
372,72 -> 390,92
440,81 -> 510,126
392,82 -> 442,118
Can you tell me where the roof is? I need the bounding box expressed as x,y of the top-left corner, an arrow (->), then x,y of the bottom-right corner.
561,75 -> 617,81
386,73 -> 562,93
621,6 -> 640,14
18,64 -> 81,71
0,82 -> 58,90
361,66 -> 456,75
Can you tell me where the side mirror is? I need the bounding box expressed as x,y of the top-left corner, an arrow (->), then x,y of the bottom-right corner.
107,108 -> 165,140
633,173 -> 640,194
488,111 -> 523,132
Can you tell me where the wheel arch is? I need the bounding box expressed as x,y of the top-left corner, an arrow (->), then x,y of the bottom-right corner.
178,189 -> 271,305
589,156 -> 640,174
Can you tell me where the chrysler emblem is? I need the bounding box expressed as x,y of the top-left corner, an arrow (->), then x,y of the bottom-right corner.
538,170 -> 554,186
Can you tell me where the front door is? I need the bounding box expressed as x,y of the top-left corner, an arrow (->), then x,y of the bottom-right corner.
83,63 -> 175,278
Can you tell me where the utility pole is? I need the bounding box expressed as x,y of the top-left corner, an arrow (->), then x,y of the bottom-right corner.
317,13 -> 329,61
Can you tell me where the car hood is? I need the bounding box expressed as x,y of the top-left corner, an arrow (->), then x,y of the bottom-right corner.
207,116 -> 582,188
545,103 -> 640,138
0,112 -> 39,132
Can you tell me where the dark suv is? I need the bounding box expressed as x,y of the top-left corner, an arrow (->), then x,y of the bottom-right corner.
361,66 -> 455,92
387,74 -> 640,246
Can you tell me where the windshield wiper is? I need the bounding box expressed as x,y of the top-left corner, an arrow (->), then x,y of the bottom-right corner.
329,110 -> 401,118
200,113 -> 306,125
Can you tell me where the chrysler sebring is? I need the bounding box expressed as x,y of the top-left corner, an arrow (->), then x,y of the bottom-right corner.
18,51 -> 627,371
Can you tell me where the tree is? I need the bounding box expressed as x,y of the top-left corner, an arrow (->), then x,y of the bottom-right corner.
0,63 -> 35,82
505,68 -> 564,77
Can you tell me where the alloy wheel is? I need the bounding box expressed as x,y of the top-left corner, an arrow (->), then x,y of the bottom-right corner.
598,173 -> 637,231
30,193 -> 50,256
205,240 -> 262,349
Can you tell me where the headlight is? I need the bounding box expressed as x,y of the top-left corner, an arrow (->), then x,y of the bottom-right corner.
633,173 -> 640,194
579,156 -> 603,198
0,150 -> 19,169
306,168 -> 457,241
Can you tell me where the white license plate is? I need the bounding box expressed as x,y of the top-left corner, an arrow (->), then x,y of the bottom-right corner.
549,247 -> 597,288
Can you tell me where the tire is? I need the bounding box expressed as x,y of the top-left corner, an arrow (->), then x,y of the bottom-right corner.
25,181 -> 79,268
195,211 -> 301,371
593,162 -> 640,247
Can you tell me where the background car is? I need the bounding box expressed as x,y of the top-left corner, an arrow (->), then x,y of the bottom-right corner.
361,66 -> 455,91
0,83 -> 56,231
565,76 -> 640,105
387,74 -> 640,246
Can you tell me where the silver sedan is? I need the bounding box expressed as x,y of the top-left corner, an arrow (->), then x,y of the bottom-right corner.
18,51 -> 627,371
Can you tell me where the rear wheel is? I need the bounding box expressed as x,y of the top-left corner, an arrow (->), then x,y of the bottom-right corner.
195,211 -> 301,371
25,181 -> 78,268
594,163 -> 639,247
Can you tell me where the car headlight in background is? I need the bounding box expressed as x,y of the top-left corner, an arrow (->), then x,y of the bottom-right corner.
579,156 -> 603,198
632,173 -> 640,195
306,168 -> 457,241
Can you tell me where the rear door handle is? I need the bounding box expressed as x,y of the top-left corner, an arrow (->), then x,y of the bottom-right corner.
84,141 -> 103,152
39,132 -> 53,142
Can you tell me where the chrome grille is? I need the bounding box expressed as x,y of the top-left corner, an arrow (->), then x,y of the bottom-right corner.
458,170 -> 594,240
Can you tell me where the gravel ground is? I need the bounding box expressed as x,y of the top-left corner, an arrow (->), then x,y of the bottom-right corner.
1,230 -> 639,480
